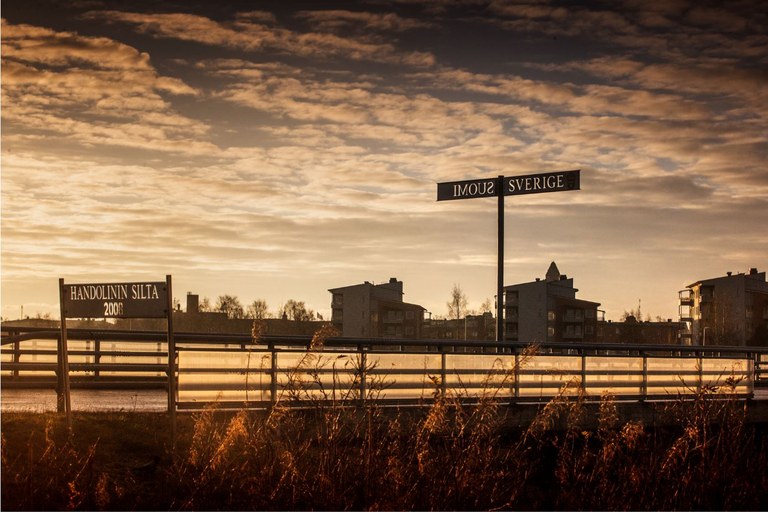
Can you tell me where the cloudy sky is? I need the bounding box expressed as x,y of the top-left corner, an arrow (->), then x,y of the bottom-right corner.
2,0 -> 766,323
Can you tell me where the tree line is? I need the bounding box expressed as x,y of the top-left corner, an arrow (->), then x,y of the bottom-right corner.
199,295 -> 319,321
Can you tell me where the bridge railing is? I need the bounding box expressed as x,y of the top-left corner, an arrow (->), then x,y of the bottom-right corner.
175,341 -> 758,409
3,326 -> 765,410
1,328 -> 169,388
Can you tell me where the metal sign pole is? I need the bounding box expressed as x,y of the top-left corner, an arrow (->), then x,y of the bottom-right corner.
497,175 -> 504,342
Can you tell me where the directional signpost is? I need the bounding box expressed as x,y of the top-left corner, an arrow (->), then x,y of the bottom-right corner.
437,170 -> 580,341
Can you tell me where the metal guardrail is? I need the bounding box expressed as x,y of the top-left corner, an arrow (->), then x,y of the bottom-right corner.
2,326 -> 767,411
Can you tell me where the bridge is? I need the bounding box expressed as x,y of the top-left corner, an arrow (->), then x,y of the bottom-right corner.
3,326 -> 767,414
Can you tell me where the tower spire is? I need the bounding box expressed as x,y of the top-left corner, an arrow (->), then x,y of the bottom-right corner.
545,261 -> 560,282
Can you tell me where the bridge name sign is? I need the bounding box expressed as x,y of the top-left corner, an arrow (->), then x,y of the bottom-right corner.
62,281 -> 168,319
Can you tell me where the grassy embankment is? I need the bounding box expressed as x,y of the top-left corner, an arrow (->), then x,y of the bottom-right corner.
3,332 -> 767,510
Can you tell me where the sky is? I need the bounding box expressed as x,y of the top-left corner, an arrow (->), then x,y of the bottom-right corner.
1,0 -> 766,323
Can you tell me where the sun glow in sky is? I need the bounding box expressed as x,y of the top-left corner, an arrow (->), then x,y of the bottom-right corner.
1,0 -> 766,322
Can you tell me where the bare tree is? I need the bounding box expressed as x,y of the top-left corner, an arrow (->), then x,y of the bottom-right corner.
447,284 -> 468,339
246,299 -> 270,320
279,299 -> 316,321
479,298 -> 492,314
198,297 -> 213,312
216,294 -> 244,319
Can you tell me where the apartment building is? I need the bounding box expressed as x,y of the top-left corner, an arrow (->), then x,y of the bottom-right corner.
679,268 -> 768,346
504,262 -> 601,342
329,278 -> 425,338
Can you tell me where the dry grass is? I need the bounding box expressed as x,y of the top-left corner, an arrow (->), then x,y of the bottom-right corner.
2,343 -> 767,510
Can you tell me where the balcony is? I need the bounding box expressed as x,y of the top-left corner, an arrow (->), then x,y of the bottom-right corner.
382,311 -> 404,324
563,311 -> 584,323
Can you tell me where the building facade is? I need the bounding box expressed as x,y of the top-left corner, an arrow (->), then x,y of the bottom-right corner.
597,317 -> 685,345
504,262 -> 601,343
679,268 -> 768,346
329,278 -> 425,338
422,312 -> 495,341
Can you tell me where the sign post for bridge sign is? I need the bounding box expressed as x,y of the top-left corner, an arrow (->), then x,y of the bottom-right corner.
437,170 -> 580,341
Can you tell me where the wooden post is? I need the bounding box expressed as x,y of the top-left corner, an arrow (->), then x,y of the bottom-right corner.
359,345 -> 367,403
440,347 -> 447,398
166,275 -> 176,437
697,350 -> 703,393
58,279 -> 72,429
12,340 -> 20,378
270,344 -> 278,406
94,338 -> 101,378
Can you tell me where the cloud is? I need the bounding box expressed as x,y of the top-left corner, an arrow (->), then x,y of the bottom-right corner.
1,19 -> 153,70
295,9 -> 434,33
1,20 -> 213,160
83,10 -> 437,67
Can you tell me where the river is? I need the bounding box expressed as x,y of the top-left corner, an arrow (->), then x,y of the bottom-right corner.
1,388 -> 169,413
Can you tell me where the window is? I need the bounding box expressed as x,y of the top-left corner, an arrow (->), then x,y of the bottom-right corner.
406,310 -> 414,320
332,294 -> 343,306
548,311 -> 556,321
547,326 -> 555,337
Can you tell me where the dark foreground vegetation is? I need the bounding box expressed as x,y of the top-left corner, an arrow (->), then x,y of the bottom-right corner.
3,387 -> 767,511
